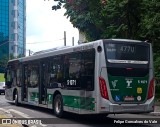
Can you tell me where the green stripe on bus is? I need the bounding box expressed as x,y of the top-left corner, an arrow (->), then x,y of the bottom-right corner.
29,93 -> 95,111
63,95 -> 95,111
30,92 -> 39,101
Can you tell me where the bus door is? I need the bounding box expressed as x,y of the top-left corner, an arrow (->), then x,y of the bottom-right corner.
22,65 -> 28,101
80,76 -> 94,111
81,50 -> 95,111
39,62 -> 48,105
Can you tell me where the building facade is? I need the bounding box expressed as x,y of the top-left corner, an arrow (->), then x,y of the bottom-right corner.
0,0 -> 9,60
0,0 -> 26,62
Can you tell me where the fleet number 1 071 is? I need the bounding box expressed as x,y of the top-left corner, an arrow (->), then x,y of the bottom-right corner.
67,80 -> 77,86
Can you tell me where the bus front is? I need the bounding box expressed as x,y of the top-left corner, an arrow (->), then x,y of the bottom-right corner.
99,39 -> 154,114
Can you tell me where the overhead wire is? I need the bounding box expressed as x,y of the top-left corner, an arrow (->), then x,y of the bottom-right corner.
26,38 -> 64,44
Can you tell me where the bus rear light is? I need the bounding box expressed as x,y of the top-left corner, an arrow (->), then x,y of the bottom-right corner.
147,78 -> 154,100
99,77 -> 109,100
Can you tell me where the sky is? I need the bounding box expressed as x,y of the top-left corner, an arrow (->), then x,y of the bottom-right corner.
26,0 -> 79,54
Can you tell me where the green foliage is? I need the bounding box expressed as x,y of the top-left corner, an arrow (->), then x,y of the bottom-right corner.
0,55 -> 8,68
154,53 -> 160,80
139,0 -> 160,42
155,85 -> 160,101
52,0 -> 145,40
52,0 -> 160,79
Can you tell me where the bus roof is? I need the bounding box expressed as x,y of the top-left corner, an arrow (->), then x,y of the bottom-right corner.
8,39 -> 101,63
8,39 -> 148,63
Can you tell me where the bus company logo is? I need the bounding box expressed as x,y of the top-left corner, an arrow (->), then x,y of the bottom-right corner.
126,79 -> 132,88
111,80 -> 118,88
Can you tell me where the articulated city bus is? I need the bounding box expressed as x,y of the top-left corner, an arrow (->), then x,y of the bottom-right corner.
5,39 -> 154,117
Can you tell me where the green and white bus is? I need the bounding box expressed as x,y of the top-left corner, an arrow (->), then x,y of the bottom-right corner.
5,39 -> 155,117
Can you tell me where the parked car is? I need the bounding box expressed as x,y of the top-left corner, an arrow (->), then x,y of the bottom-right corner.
0,82 -> 5,95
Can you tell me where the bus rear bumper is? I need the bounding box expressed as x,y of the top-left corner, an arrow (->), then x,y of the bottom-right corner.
108,98 -> 154,113
99,97 -> 154,114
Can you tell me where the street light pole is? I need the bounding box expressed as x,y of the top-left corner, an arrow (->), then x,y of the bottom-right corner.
64,31 -> 66,46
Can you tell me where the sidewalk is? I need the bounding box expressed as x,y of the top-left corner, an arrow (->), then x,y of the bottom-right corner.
154,105 -> 160,112
149,105 -> 160,116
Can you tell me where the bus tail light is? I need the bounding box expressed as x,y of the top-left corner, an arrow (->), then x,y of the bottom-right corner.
99,77 -> 109,100
147,78 -> 154,100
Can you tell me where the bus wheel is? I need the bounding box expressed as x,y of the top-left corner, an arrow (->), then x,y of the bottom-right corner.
15,91 -> 19,106
53,94 -> 63,117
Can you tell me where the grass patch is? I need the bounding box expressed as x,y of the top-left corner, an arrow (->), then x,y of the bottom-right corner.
0,73 -> 5,82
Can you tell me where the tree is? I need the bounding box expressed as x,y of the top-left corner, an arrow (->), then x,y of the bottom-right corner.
139,0 -> 160,43
52,0 -> 144,41
139,0 -> 160,82
52,0 -> 160,80
0,55 -> 8,73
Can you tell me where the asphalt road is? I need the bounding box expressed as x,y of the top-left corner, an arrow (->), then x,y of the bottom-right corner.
0,95 -> 160,127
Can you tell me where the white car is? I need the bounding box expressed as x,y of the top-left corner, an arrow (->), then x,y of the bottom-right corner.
0,82 -> 5,95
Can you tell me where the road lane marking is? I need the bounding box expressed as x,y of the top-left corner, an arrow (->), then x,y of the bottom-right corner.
8,109 -> 31,118
0,108 -> 47,127
0,108 -> 13,117
8,109 -> 47,126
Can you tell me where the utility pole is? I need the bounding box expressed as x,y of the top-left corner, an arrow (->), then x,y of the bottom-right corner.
72,37 -> 74,46
64,31 -> 66,46
29,50 -> 31,56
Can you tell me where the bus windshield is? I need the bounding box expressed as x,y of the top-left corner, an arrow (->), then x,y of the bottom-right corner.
104,42 -> 149,64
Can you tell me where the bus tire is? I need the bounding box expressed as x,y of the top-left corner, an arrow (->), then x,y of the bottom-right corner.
53,94 -> 63,117
15,91 -> 19,106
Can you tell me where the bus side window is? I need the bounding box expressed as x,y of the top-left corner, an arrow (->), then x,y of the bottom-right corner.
16,68 -> 22,87
29,65 -> 39,88
80,49 -> 95,91
63,55 -> 70,80
66,53 -> 81,89
48,56 -> 63,88
13,70 -> 16,86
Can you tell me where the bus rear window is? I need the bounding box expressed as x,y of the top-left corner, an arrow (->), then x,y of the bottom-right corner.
104,43 -> 149,64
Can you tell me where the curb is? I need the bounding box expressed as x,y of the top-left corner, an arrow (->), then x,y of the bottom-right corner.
147,112 -> 160,116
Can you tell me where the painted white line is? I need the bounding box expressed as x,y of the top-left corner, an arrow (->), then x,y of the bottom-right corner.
9,109 -> 47,126
0,108 -> 13,117
8,109 -> 31,118
0,108 -> 47,127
